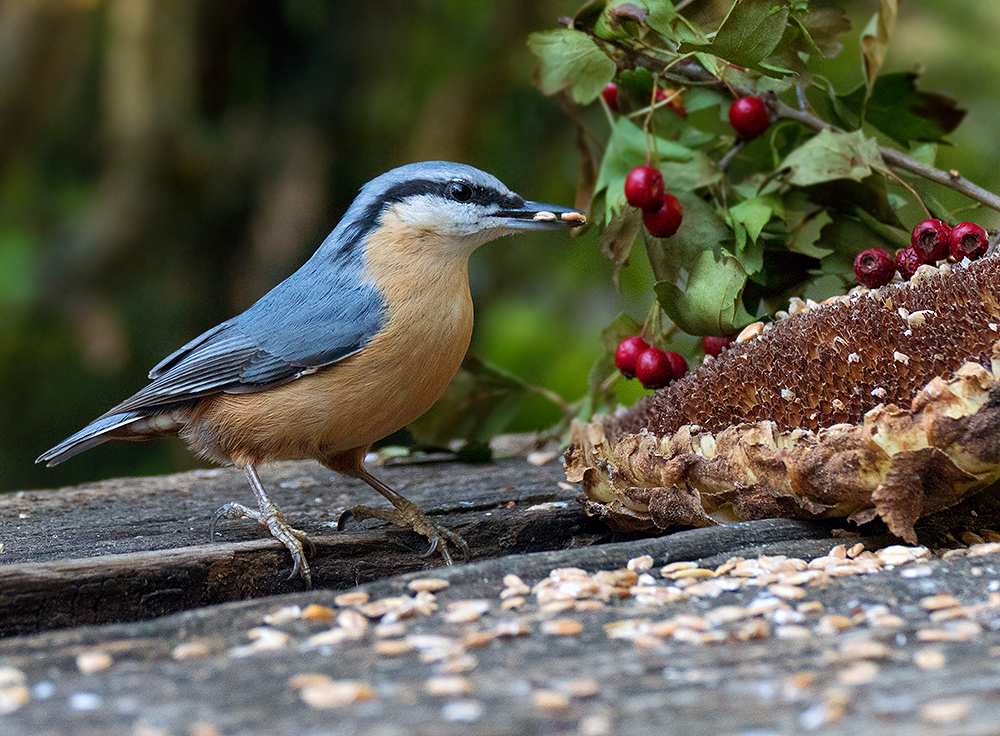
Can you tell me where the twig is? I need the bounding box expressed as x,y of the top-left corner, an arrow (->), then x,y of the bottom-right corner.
579,25 -> 1000,214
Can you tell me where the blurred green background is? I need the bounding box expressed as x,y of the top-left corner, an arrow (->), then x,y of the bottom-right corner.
3,0 -> 999,492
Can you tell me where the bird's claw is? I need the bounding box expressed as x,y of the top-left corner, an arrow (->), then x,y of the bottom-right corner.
210,501 -> 313,588
338,501 -> 469,565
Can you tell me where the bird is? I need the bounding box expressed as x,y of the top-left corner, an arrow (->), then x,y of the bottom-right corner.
37,161 -> 585,586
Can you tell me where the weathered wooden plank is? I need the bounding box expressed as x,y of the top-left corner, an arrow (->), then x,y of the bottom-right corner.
0,457 -> 611,635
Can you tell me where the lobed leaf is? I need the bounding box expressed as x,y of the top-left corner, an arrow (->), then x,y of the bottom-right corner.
528,29 -> 616,104
777,129 -> 883,187
654,249 -> 755,337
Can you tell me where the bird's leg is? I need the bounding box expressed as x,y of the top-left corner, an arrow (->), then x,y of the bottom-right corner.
338,466 -> 470,565
210,464 -> 313,586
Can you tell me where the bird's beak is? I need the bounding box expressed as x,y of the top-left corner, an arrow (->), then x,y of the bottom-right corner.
498,201 -> 587,231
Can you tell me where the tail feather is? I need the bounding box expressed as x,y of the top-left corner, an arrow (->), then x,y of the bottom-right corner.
36,412 -> 145,467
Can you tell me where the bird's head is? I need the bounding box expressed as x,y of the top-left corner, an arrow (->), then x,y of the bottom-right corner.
332,161 -> 585,259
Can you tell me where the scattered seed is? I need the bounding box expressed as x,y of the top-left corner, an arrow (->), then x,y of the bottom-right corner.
560,678 -> 599,698
301,604 -> 336,621
302,629 -> 348,648
837,661 -> 879,686
838,637 -> 891,661
444,600 -> 491,623
439,655 -> 478,674
374,639 -> 415,656
374,622 -> 407,639
334,591 -> 370,607
408,578 -> 450,593
627,555 -> 654,572
533,690 -> 571,710
769,584 -> 806,600
736,321 -> 764,342
336,609 -> 369,633
541,618 -> 584,636
501,596 -> 526,610
460,631 -> 496,649
263,605 -> 303,625
172,641 -> 212,660
914,648 -> 947,669
425,677 -> 472,697
916,621 -> 980,642
527,450 -> 559,465
0,667 -> 28,715
920,594 -> 961,611
920,698 -> 971,724
292,675 -> 375,709
76,651 -> 113,675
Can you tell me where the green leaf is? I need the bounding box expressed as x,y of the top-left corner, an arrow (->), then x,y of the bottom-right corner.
785,208 -> 833,259
730,197 -> 776,243
729,196 -> 777,274
658,151 -> 723,192
860,0 -> 899,92
643,191 -> 730,284
795,6 -> 852,58
777,129 -> 883,187
528,30 -> 616,104
654,249 -> 755,337
594,117 -> 694,198
836,72 -> 966,146
761,5 -> 851,82
600,206 -> 643,287
680,0 -> 790,76
644,0 -> 708,45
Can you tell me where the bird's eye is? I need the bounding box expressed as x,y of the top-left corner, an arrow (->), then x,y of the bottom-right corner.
446,180 -> 474,203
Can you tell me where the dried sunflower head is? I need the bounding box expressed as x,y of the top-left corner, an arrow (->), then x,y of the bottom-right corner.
566,256 -> 1000,541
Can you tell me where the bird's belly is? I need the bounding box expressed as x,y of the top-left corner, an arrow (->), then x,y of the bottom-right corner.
189,295 -> 474,465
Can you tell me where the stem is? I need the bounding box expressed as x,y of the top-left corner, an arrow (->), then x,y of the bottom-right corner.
773,98 -> 1000,213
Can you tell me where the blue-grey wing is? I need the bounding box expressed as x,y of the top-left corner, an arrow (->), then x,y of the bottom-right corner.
106,267 -> 387,416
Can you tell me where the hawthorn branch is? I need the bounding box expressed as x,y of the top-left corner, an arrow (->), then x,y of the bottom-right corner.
580,26 -> 1000,214
774,100 -> 1000,213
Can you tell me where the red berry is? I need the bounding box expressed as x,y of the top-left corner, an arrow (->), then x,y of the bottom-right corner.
642,193 -> 683,238
728,96 -> 770,140
614,335 -> 649,379
666,351 -> 688,380
602,83 -> 619,112
910,219 -> 951,263
948,221 -> 988,261
624,166 -> 665,211
701,335 -> 734,357
635,348 -> 673,389
895,246 -> 924,281
853,248 -> 895,288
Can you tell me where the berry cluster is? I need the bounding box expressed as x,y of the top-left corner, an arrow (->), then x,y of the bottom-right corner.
614,336 -> 688,390
625,166 -> 683,238
852,219 -> 990,289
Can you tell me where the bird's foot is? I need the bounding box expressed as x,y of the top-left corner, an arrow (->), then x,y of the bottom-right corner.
338,499 -> 469,565
211,501 -> 314,586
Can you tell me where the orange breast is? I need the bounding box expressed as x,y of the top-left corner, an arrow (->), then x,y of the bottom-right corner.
188,216 -> 476,467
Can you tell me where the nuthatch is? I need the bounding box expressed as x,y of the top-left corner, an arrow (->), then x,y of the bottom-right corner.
38,161 -> 584,585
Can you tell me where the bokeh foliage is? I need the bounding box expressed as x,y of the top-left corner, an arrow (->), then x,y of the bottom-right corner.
2,0 -> 1000,492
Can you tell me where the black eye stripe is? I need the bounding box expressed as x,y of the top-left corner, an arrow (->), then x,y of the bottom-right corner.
345,177 -> 526,252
